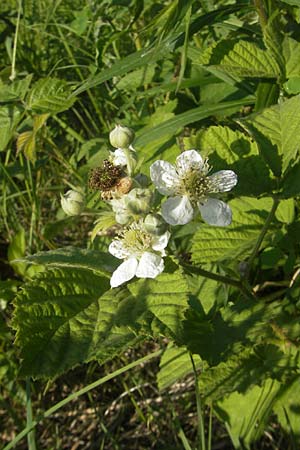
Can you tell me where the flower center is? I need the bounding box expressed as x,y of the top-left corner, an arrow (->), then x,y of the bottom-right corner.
120,222 -> 152,255
177,161 -> 212,204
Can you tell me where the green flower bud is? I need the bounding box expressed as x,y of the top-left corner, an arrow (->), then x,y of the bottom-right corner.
109,124 -> 135,149
125,188 -> 152,215
144,213 -> 168,235
60,190 -> 85,216
134,173 -> 149,188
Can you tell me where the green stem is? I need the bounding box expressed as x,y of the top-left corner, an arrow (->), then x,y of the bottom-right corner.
245,196 -> 279,279
3,350 -> 162,450
190,354 -> 205,450
26,378 -> 37,450
182,263 -> 254,299
10,0 -> 22,81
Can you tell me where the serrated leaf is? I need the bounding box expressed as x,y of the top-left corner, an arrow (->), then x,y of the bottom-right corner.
0,104 -> 24,151
128,269 -> 190,339
33,113 -> 49,132
90,211 -> 117,242
215,379 -> 281,448
200,39 -> 280,79
157,344 -> 202,391
17,130 -> 36,162
26,78 -> 76,114
191,197 -> 273,265
244,95 -> 300,175
13,268 -> 141,377
21,246 -> 117,275
0,75 -> 32,102
283,37 -> 300,79
199,347 -> 265,402
190,126 -> 274,196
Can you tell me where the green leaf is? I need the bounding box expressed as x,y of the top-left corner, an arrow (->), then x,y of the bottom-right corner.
20,246 -> 117,275
199,347 -> 265,402
0,104 -> 24,151
135,98 -> 254,148
283,37 -> 300,78
73,39 -> 175,96
0,75 -> 32,102
244,95 -> 300,175
199,39 -> 280,79
157,343 -> 202,391
13,267 -> 140,378
128,268 -> 190,339
26,78 -> 76,114
275,199 -> 295,224
215,379 -> 281,448
274,376 -> 300,441
189,125 -> 274,196
191,197 -> 274,265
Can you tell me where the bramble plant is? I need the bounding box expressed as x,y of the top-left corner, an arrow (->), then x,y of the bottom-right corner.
1,0 -> 300,448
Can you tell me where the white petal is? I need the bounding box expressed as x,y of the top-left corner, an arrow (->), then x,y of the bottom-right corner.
150,160 -> 180,195
151,231 -> 171,252
112,148 -> 127,166
198,198 -> 232,226
161,195 -> 194,225
176,150 -> 203,176
110,258 -> 138,287
135,252 -> 164,279
109,239 -> 130,259
208,170 -> 238,193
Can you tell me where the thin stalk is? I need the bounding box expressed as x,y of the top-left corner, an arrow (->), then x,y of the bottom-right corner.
207,402 -> 212,450
3,350 -> 162,450
26,378 -> 37,450
182,263 -> 254,299
190,353 -> 206,450
10,0 -> 22,81
245,196 -> 279,279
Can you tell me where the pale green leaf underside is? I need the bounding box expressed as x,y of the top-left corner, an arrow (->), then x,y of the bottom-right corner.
20,246 -> 117,275
191,197 -> 273,264
245,95 -> 300,174
157,344 -> 202,391
13,268 -> 139,377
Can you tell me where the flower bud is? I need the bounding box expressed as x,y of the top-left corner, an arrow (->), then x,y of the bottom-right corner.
134,173 -> 149,188
144,213 -> 168,235
125,188 -> 152,215
109,124 -> 135,149
60,190 -> 85,216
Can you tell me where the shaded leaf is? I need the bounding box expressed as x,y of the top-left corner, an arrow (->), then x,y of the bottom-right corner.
157,343 -> 202,391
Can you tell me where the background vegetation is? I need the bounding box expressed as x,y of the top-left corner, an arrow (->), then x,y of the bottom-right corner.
1,0 -> 300,448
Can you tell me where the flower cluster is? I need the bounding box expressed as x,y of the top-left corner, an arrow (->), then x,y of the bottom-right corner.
61,125 -> 238,288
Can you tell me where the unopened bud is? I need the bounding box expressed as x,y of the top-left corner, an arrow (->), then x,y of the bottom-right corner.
144,213 -> 168,235
109,124 -> 135,149
125,188 -> 152,215
60,190 -> 85,216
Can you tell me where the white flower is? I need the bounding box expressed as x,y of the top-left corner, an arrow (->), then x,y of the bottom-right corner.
109,221 -> 170,288
150,149 -> 237,226
110,146 -> 136,167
